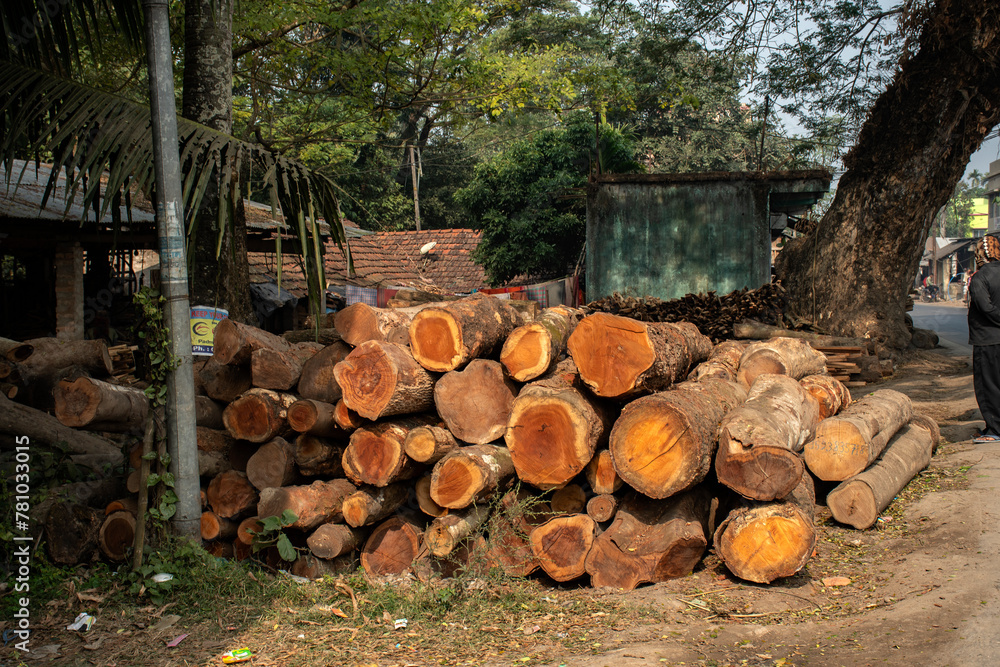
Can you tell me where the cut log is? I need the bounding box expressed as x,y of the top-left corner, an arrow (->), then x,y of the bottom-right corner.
198,447 -> 233,478
586,494 -> 618,523
257,478 -> 357,530
716,374 -> 821,501
341,416 -> 435,487
734,320 -> 877,352
342,483 -> 411,527
282,328 -> 343,345
404,425 -> 460,464
484,488 -> 547,576
361,514 -> 425,576
104,497 -> 138,516
426,504 -> 490,557
288,399 -> 341,437
611,378 -> 747,499
688,340 -> 746,382
0,393 -> 124,470
245,437 -> 298,490
335,303 -> 413,346
333,399 -> 365,432
500,305 -> 582,382
409,294 -> 522,372
434,359 -> 517,444
53,377 -> 149,432
0,336 -> 33,362
430,444 -> 515,509
0,381 -> 18,399
567,313 -> 712,399
307,523 -> 368,559
44,502 -> 102,565
293,434 -> 346,477
736,337 -> 828,388
799,374 -> 851,420
0,359 -> 21,383
297,341 -> 352,404
207,471 -> 260,519
827,419 -> 937,529
212,317 -> 291,366
197,426 -> 235,455
22,337 -> 113,377
222,388 -> 297,443
291,553 -> 354,580
415,476 -> 448,517
251,341 -> 322,391
200,511 -> 239,541
910,413 -> 942,453
237,517 -> 262,545
199,358 -> 252,403
584,449 -> 623,495
127,470 -> 140,494
550,484 -> 587,514
714,473 -> 817,584
585,488 -> 711,590
195,396 -> 226,429
99,510 -> 136,562
505,361 -> 612,490
529,513 -> 597,582
334,341 -> 436,420
803,389 -> 913,482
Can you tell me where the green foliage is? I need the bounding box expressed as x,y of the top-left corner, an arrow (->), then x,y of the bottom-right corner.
458,111 -> 641,284
939,173 -> 988,237
133,287 -> 177,409
251,510 -> 300,562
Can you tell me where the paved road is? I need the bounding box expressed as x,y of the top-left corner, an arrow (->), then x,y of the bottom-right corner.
911,301 -> 972,354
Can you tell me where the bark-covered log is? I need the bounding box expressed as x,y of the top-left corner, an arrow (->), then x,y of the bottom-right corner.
713,473 -> 817,584
99,510 -> 135,562
207,471 -> 259,519
53,377 -> 149,432
585,449 -> 623,495
733,321 -> 877,352
567,313 -> 712,399
335,303 -> 412,346
434,359 -> 518,444
237,517 -> 262,545
199,358 -> 253,403
799,374 -> 852,420
204,540 -> 235,559
585,488 -> 711,590
430,444 -> 514,509
22,337 -> 113,378
550,483 -> 587,514
505,361 -> 612,490
44,502 -> 102,565
342,416 -> 435,487
104,497 -> 138,516
0,336 -> 33,361
586,494 -> 619,523
250,342 -> 321,391
716,374 -> 821,501
291,554 -> 355,580
803,389 -> 913,481
611,378 -> 747,499
409,294 -> 522,372
500,306 -> 582,382
288,399 -> 341,437
222,388 -> 297,443
245,437 -> 298,490
213,318 -> 291,366
827,419 -> 938,529
426,504 -> 490,557
737,337 -> 828,388
333,399 -> 365,432
361,513 -> 425,575
688,341 -> 746,382
195,396 -> 226,429
281,328 -> 343,345
529,513 -> 597,582
293,434 -> 346,477
404,425 -> 460,464
342,483 -> 411,527
200,511 -> 238,541
307,523 -> 367,559
0,381 -> 18,399
257,478 -> 357,530
334,341 -> 436,420
297,341 -> 352,404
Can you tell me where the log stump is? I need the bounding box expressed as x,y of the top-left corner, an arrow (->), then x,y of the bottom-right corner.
222,388 -> 297,443
342,416 -> 435,487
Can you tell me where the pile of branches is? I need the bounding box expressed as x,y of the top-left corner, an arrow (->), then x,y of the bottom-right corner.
584,283 -> 788,342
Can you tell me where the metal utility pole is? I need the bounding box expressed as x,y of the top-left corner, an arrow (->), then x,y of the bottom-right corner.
143,0 -> 201,539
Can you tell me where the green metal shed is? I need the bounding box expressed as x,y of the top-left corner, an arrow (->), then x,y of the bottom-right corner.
586,170 -> 831,301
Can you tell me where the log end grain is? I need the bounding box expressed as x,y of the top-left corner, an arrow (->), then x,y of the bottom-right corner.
529,514 -> 597,582
501,323 -> 552,382
714,505 -> 816,584
361,516 -> 424,575
803,420 -> 869,482
409,309 -> 463,372
506,395 -> 597,490
566,313 -> 655,398
99,510 -> 136,562
826,481 -> 879,529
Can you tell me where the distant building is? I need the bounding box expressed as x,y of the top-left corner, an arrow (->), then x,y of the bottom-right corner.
988,159 -> 1000,233
972,196 -> 990,237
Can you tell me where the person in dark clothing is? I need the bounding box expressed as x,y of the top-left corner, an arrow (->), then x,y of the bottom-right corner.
968,234 -> 1000,443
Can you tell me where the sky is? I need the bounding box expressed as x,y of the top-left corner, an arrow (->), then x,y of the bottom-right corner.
966,132 -> 1000,181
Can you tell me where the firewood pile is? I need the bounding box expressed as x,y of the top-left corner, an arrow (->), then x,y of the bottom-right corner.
0,293 -> 931,587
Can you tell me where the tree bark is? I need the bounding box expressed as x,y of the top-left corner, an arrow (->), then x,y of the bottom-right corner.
195,396 -> 226,429
430,444 -> 515,509
245,436 -> 298,490
736,337 -> 828,388
199,358 -> 252,403
433,359 -> 518,444
291,554 -> 355,580
341,416 -> 434,487
282,328 -> 343,345
529,513 -> 597,582
214,318 -> 290,367
21,337 -> 113,378
53,377 -> 149,432
342,483 -> 411,527
287,399 -> 340,437
827,419 -> 938,529
803,389 -> 913,481
206,470 -> 259,519
688,340 -> 746,382
733,321 -> 877,352
426,504 -> 490,557
256,478 -> 357,530
297,341 -> 352,404
222,387 -> 297,442
799,374 -> 851,420
0,336 -> 32,361
775,0 -> 1000,347
716,374 -> 820,501
567,313 -> 712,399
500,306 -> 582,382
408,293 -> 522,372
334,303 -> 412,346
293,433 -> 346,477
251,341 -> 321,391
611,378 -> 747,499
404,425 -> 460,464
585,488 -> 711,590
308,523 -> 367,559
334,341 -> 436,420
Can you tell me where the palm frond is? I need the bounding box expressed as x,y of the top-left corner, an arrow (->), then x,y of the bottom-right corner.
0,60 -> 349,316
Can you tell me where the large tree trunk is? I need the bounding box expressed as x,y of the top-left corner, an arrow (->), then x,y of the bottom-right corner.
775,0 -> 1000,347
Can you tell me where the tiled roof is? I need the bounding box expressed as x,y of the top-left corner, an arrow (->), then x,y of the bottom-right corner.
248,228 -> 488,296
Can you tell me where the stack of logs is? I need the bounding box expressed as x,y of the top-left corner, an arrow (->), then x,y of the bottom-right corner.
0,289 -> 935,587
